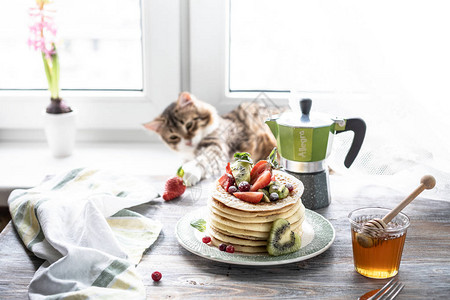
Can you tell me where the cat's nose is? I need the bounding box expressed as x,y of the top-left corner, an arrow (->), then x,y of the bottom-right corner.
185,139 -> 193,146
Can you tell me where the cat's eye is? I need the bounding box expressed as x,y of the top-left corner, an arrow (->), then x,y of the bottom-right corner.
173,117 -> 184,125
169,135 -> 179,141
186,121 -> 193,130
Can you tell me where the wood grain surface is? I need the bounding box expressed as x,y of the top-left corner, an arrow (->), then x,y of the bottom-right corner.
0,207 -> 11,232
1,176 -> 449,299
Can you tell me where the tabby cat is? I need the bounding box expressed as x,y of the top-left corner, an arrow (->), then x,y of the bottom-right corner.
143,92 -> 282,186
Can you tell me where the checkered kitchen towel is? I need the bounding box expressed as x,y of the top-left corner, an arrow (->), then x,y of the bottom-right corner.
8,168 -> 162,299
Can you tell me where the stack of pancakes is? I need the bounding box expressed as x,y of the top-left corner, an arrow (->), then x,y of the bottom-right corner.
207,170 -> 305,253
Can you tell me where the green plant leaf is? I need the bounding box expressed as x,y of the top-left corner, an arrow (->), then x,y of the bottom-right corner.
190,218 -> 206,232
52,46 -> 60,99
41,52 -> 52,93
41,47 -> 60,99
177,166 -> 184,178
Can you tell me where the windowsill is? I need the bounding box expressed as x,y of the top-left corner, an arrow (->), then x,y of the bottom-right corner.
0,141 -> 183,207
2,141 -> 448,208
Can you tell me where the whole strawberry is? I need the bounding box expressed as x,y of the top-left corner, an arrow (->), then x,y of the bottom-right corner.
163,167 -> 186,201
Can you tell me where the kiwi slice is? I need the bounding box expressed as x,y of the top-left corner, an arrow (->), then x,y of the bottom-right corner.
268,183 -> 279,194
231,161 -> 251,185
258,189 -> 271,203
267,218 -> 301,256
279,186 -> 289,199
269,182 -> 286,198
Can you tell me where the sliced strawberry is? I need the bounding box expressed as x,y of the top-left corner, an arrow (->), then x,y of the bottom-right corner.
225,162 -> 232,175
219,173 -> 235,192
250,170 -> 272,191
233,192 -> 263,204
250,160 -> 271,184
218,173 -> 229,190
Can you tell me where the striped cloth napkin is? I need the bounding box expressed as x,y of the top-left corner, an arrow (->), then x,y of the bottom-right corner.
8,168 -> 162,300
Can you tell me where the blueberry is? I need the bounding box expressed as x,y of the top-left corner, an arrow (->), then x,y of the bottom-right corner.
219,244 -> 227,251
269,192 -> 279,201
238,181 -> 250,192
228,186 -> 238,194
285,183 -> 294,193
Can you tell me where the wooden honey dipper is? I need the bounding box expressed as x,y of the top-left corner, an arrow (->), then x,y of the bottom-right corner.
356,175 -> 436,248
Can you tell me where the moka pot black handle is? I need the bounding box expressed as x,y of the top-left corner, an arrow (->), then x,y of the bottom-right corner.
336,118 -> 366,168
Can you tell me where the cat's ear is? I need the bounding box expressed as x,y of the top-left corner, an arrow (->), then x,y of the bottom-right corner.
177,92 -> 194,107
143,117 -> 165,133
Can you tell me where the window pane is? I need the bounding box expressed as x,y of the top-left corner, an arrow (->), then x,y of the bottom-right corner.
0,0 -> 142,91
229,0 -> 450,93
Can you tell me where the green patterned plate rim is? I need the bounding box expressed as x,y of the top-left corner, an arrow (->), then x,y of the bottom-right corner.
175,206 -> 335,266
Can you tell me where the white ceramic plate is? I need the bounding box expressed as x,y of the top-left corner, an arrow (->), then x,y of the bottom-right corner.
175,206 -> 335,266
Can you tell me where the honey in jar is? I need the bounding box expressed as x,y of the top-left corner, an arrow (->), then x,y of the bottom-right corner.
348,208 -> 410,279
351,228 -> 407,278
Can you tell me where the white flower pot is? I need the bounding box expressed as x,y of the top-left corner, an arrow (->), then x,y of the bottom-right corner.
43,110 -> 77,158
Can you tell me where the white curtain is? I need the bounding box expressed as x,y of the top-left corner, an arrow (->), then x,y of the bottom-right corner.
322,1 -> 450,201
231,0 -> 450,200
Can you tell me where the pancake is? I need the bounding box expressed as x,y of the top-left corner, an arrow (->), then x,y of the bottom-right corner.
208,198 -> 304,223
208,226 -> 267,246
208,224 -> 303,247
209,226 -> 304,253
211,170 -> 304,212
207,169 -> 305,254
208,221 -> 303,241
209,223 -> 267,241
209,215 -> 305,240
209,204 -> 304,232
210,236 -> 267,253
209,197 -> 297,217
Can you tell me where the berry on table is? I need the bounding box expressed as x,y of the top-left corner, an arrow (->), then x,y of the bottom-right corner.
151,271 -> 162,282
163,167 -> 186,201
202,236 -> 211,244
219,244 -> 227,251
226,245 -> 235,253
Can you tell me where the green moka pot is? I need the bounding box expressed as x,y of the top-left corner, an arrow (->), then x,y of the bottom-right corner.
266,99 -> 366,209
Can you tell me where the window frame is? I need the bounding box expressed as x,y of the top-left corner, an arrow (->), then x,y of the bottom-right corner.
0,0 -> 181,139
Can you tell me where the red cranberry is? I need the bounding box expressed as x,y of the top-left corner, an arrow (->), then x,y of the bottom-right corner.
285,183 -> 294,193
151,271 -> 162,282
202,236 -> 211,244
238,181 -> 250,192
219,244 -> 227,251
226,245 -> 235,253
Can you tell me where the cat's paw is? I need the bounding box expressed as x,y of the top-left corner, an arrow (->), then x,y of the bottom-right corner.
182,161 -> 203,186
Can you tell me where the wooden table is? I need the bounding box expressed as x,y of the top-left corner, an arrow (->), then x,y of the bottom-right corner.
1,175 -> 449,299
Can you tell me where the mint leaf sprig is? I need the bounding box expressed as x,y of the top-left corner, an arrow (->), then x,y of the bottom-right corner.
267,147 -> 280,169
233,152 -> 253,164
190,219 -> 207,232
